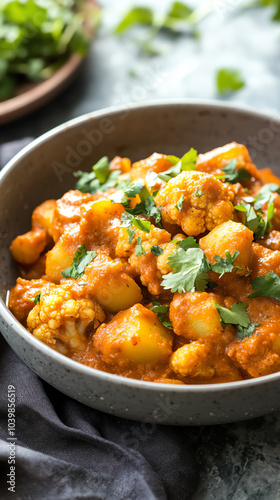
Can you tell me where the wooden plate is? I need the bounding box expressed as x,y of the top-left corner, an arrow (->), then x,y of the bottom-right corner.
0,54 -> 84,126
0,0 -> 100,126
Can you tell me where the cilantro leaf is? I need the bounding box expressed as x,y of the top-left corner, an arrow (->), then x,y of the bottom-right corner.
123,179 -> 145,197
34,293 -> 41,305
166,148 -> 197,173
179,237 -> 199,250
114,7 -> 154,35
151,301 -> 173,328
248,271 -> 280,300
176,195 -> 184,211
75,157 -> 120,195
253,183 -> 279,210
135,237 -> 146,257
216,68 -> 245,94
213,301 -> 251,329
61,245 -> 97,280
221,159 -> 251,184
121,212 -> 151,235
211,250 -> 241,277
192,189 -> 204,198
162,247 -> 210,293
151,245 -> 164,256
237,322 -> 260,340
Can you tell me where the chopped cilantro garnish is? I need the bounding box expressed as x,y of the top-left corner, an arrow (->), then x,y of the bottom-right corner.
179,237 -> 199,250
151,245 -> 164,256
211,250 -> 242,277
235,201 -> 274,240
162,247 -> 210,293
151,301 -> 173,329
221,159 -> 251,184
34,293 -> 41,305
121,212 -> 151,237
192,189 -> 204,198
237,322 -> 260,340
248,271 -> 280,300
176,195 -> 184,211
135,237 -> 146,257
253,183 -> 279,210
216,68 -> 245,95
123,179 -> 145,197
213,301 -> 251,329
61,245 -> 97,280
75,157 -> 121,195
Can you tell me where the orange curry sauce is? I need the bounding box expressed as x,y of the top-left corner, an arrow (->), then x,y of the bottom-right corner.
8,143 -> 280,384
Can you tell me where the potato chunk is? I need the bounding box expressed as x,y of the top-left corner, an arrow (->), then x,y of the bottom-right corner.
10,229 -> 47,265
170,292 -> 227,341
199,221 -> 253,275
94,304 -> 173,366
155,170 -> 234,236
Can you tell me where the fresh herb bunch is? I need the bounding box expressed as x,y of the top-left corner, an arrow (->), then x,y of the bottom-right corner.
0,0 -> 100,100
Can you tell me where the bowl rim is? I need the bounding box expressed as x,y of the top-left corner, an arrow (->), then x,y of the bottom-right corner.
2,97 -> 280,393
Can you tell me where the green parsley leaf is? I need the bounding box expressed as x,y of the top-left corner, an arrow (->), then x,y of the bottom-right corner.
248,271 -> 280,300
151,301 -> 173,328
151,245 -> 164,256
61,245 -> 97,280
34,293 -> 41,305
179,237 -> 199,250
114,7 -> 154,35
165,1 -> 193,25
237,322 -> 260,340
211,250 -> 241,277
127,227 -> 136,244
216,68 -> 245,95
176,195 -> 184,211
135,237 -> 146,257
221,159 -> 251,184
192,189 -> 204,198
162,247 -> 210,293
166,148 -> 197,173
213,301 -> 251,329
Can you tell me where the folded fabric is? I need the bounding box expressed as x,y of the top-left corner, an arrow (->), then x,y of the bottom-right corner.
0,139 -> 199,500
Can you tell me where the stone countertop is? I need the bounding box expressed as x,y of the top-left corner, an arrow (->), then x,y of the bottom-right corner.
1,1 -> 280,498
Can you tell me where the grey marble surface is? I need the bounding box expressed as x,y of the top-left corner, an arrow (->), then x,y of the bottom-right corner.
1,1 -> 280,498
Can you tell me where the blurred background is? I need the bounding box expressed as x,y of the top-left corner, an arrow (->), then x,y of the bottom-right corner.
1,0 -> 280,144
1,1 -> 280,498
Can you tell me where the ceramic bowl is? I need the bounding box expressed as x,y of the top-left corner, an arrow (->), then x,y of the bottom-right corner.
1,100 -> 280,426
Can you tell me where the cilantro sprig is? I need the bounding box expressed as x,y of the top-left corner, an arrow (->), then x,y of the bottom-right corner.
213,301 -> 259,339
248,271 -> 280,300
219,159 -> 251,184
61,245 -> 97,280
211,251 -> 242,277
135,237 -> 146,257
75,157 -> 121,195
151,301 -> 173,328
162,247 -> 210,293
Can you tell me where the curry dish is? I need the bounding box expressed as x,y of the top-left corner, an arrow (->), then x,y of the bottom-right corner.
9,142 -> 280,384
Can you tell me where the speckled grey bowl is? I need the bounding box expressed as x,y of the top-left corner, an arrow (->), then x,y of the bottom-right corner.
1,100 -> 280,426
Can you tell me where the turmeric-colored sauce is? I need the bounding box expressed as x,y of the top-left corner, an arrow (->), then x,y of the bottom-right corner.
8,144 -> 280,384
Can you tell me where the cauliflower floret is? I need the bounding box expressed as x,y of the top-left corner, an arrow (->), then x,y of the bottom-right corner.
155,171 -> 234,236
27,282 -> 105,353
171,340 -> 241,381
